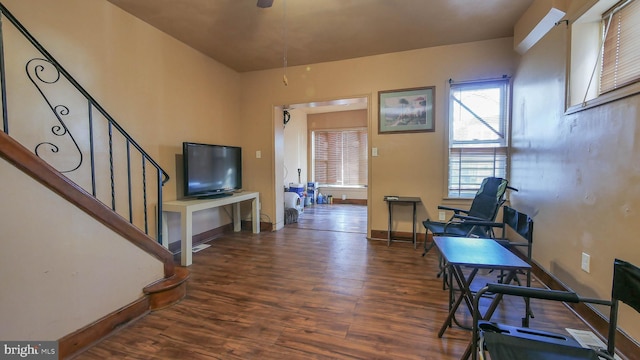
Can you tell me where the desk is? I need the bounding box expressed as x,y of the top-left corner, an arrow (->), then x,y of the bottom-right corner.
433,236 -> 530,338
384,196 -> 421,248
162,191 -> 260,266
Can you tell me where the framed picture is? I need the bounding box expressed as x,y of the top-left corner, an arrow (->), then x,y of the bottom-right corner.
378,86 -> 435,134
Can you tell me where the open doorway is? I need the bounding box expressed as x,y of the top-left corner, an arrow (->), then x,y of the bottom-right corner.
275,96 -> 369,234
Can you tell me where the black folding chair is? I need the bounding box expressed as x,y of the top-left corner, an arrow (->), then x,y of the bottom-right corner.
422,177 -> 516,256
469,258 -> 640,360
465,206 -> 535,326
423,178 -> 517,291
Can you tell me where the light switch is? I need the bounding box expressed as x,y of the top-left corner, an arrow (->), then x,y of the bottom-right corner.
372,147 -> 378,157
256,150 -> 262,158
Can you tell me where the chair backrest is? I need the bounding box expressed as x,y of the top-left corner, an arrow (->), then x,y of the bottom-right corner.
467,177 -> 509,221
485,332 -> 601,360
503,206 -> 533,243
500,206 -> 534,260
612,258 -> 640,312
607,258 -> 640,355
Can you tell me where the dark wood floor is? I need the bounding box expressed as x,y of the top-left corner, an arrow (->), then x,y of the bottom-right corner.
77,204 -> 591,359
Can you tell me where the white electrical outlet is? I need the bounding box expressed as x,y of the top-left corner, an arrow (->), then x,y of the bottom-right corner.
438,211 -> 446,221
372,147 -> 379,157
581,252 -> 590,273
256,150 -> 262,158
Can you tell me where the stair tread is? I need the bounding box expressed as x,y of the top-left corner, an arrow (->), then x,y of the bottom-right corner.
143,267 -> 189,294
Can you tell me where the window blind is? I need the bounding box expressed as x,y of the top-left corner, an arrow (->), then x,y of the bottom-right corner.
313,129 -> 367,186
601,0 -> 640,94
448,147 -> 507,198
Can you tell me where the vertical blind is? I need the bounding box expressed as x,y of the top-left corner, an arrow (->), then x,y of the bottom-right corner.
313,129 -> 367,186
601,0 -> 640,93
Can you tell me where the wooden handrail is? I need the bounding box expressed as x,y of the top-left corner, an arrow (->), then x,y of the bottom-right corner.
0,132 -> 175,277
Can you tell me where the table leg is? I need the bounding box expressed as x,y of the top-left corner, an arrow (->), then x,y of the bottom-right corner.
412,202 -> 417,249
233,202 -> 241,232
438,265 -> 479,337
482,270 -> 519,321
161,212 -> 169,249
180,209 -> 193,267
387,201 -> 392,246
252,196 -> 260,233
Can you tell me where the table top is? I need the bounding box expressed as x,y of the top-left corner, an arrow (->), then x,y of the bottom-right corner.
163,191 -> 259,212
434,236 -> 530,270
384,196 -> 421,203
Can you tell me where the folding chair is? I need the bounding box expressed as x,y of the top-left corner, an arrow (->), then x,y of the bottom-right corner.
470,258 -> 640,360
439,206 -> 535,332
422,177 -> 516,256
470,206 -> 535,326
422,178 -> 516,291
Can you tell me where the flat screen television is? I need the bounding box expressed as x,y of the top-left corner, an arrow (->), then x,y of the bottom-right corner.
182,142 -> 242,199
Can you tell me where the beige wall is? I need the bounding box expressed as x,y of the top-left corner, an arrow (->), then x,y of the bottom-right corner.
2,0 -> 245,244
511,0 -> 640,340
307,109 -> 367,130
0,0 -> 243,338
240,38 -> 519,237
0,158 -> 164,340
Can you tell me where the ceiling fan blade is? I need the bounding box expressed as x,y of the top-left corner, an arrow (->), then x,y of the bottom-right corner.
257,0 -> 274,8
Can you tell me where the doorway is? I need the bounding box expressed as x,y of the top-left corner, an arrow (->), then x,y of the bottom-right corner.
275,96 -> 370,234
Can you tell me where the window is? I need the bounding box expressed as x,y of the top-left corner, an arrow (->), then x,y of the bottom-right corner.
447,79 -> 509,198
568,0 -> 640,110
600,0 -> 640,94
312,128 -> 367,186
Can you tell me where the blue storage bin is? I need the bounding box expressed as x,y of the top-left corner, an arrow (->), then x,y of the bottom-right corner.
289,183 -> 305,198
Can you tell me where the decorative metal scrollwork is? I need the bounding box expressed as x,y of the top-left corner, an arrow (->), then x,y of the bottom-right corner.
26,58 -> 82,173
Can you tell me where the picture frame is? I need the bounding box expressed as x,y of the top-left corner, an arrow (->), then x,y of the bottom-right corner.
378,86 -> 435,134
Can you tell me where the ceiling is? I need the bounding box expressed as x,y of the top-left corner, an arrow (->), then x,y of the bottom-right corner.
106,0 -> 534,73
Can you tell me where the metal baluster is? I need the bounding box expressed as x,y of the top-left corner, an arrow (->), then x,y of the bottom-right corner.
0,13 -> 8,135
142,156 -> 148,235
109,122 -> 115,211
88,102 -> 96,196
157,168 -> 163,244
127,140 -> 132,223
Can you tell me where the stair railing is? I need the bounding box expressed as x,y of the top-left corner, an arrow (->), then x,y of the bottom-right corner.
0,3 -> 169,244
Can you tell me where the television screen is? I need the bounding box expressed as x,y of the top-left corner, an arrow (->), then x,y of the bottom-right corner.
182,142 -> 242,198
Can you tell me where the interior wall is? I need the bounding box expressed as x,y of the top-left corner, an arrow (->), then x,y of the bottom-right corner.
240,38 -> 519,238
511,0 -> 640,340
2,0 -> 244,245
283,109 -> 308,187
0,158 -> 164,340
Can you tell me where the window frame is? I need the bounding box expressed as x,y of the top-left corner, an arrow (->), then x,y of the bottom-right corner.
566,0 -> 640,114
445,78 -> 511,199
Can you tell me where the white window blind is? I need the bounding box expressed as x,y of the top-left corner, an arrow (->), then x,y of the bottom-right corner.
448,147 -> 507,198
601,0 -> 640,94
313,129 -> 367,186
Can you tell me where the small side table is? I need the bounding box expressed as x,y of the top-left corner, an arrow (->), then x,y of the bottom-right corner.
384,196 -> 421,248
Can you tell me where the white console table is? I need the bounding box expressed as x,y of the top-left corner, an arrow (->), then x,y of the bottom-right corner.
162,191 -> 260,266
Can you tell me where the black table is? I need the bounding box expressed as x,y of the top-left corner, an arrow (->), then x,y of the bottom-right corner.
433,236 -> 531,338
384,196 -> 421,248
